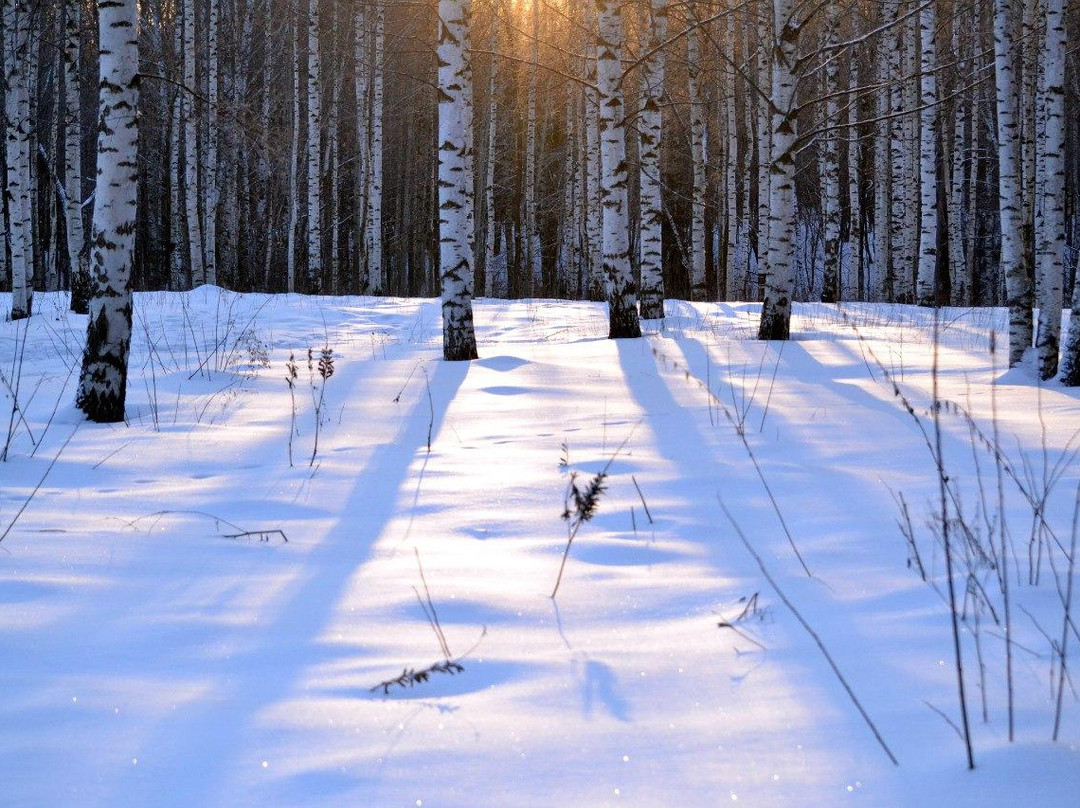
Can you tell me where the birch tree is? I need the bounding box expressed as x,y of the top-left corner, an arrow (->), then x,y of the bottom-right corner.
596,0 -> 640,338
820,0 -> 841,304
182,0 -> 204,286
915,0 -> 939,306
306,0 -> 323,293
1034,0 -> 1065,379
757,0 -> 799,340
65,0 -> 90,313
638,0 -> 666,319
993,0 -> 1033,365
687,20 -> 707,301
368,0 -> 385,294
4,0 -> 33,320
437,0 -> 478,360
77,0 -> 138,423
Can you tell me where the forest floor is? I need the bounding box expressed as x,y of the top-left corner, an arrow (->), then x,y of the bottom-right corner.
1,289 -> 1079,806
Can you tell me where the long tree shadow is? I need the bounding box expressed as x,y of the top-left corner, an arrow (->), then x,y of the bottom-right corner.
111,356 -> 470,806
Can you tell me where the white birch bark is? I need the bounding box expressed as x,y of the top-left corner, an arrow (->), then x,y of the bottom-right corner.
76,0 -> 138,423
204,0 -> 219,286
915,0 -> 939,306
4,0 -> 33,320
820,0 -> 841,303
993,0 -> 1033,365
286,3 -> 299,293
722,13 -> 737,301
356,0 -> 373,289
305,0 -> 323,293
596,0 -> 640,338
638,0 -> 665,318
482,8 -> 498,297
757,0 -> 799,339
182,0 -> 204,286
887,2 -> 909,302
64,0 -> 90,311
437,0 -> 478,360
367,0 -> 385,293
846,46 -> 862,300
755,8 -> 771,301
328,55 -> 342,295
687,24 -> 707,301
524,0 -> 540,295
170,87 -> 185,290
871,5 -> 891,302
584,2 -> 603,300
1034,0 -> 1064,379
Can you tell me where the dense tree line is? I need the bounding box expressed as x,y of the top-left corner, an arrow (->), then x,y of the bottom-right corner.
3,0 -> 1079,372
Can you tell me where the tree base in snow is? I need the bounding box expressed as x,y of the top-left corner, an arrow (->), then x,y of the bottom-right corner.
608,304 -> 642,339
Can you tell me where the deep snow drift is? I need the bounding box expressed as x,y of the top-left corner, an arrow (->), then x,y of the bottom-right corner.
1,290 -> 1078,806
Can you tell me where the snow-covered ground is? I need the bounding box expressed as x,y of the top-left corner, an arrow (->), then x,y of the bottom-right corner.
1,290 -> 1078,807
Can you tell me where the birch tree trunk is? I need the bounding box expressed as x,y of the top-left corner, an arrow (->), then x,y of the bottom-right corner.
993,0 -> 1033,365
596,0 -> 640,338
204,0 -> 219,286
482,8 -> 498,297
5,0 -> 33,320
286,2 -> 299,293
722,13 -> 737,301
437,0 -> 478,360
305,0 -> 323,293
182,0 -> 204,286
367,0 -> 385,293
757,0 -> 799,340
820,0 -> 841,304
755,8 -> 771,301
584,2 -> 604,300
77,0 -> 138,423
1034,0 -> 1064,379
687,23 -> 707,301
524,0 -> 541,295
64,0 -> 90,312
872,4 -> 892,301
637,0 -> 665,319
915,0 -> 939,306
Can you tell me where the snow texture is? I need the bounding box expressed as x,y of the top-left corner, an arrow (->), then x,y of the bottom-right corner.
1,290 -> 1078,806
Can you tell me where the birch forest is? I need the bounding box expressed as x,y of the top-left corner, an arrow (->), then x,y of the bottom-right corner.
3,0 -> 1080,372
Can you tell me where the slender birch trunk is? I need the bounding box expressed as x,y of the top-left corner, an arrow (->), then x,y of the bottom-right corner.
596,0 -> 640,338
77,0 -> 138,423
437,0 -> 478,360
182,0 -> 204,286
687,23 -> 707,301
994,0 -> 1033,365
64,0 -> 90,312
757,0 -> 799,340
872,4 -> 891,301
482,8 -> 498,297
5,0 -> 33,320
204,0 -> 219,286
1034,0 -> 1064,379
367,0 -> 385,293
638,0 -> 666,318
286,3 -> 299,293
847,48 -> 862,300
722,13 -> 737,301
915,0 -> 939,306
170,87 -> 185,290
584,2 -> 603,300
305,0 -> 322,293
755,8 -> 771,301
524,0 -> 540,295
820,0 -> 841,303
